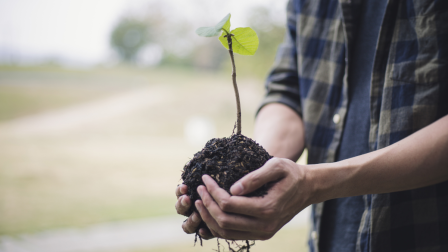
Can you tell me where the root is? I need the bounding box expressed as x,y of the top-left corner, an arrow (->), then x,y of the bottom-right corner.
194,231 -> 203,247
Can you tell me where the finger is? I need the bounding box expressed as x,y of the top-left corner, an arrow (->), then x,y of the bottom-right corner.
202,175 -> 275,218
176,184 -> 188,198
181,211 -> 202,234
202,175 -> 261,216
196,200 -> 270,240
194,200 -> 219,237
230,158 -> 287,196
198,185 -> 272,232
199,228 -> 215,240
202,175 -> 231,206
175,195 -> 192,216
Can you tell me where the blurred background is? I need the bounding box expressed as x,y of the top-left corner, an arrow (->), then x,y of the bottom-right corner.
0,0 -> 310,251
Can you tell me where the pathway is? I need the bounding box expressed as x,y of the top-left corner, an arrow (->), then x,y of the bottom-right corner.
0,208 -> 309,252
0,86 -> 171,137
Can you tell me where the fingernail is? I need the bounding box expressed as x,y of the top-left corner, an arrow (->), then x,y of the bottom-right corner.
181,196 -> 188,207
197,187 -> 203,198
199,228 -> 207,237
192,212 -> 199,223
231,183 -> 244,195
180,186 -> 187,194
195,201 -> 202,212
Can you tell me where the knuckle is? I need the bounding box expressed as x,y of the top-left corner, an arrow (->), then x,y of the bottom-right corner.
175,205 -> 188,216
249,173 -> 262,186
216,216 -> 229,229
220,230 -> 230,239
262,223 -> 278,234
210,229 -> 219,238
270,157 -> 282,167
185,217 -> 199,233
260,207 -> 276,219
272,158 -> 286,170
261,158 -> 288,179
201,196 -> 211,208
219,198 -> 230,211
175,202 -> 183,215
202,198 -> 209,208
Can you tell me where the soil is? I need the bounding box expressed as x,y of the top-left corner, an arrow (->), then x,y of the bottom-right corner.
181,133 -> 272,252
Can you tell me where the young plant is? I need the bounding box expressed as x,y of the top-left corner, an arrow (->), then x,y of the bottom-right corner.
182,14 -> 269,252
196,13 -> 259,135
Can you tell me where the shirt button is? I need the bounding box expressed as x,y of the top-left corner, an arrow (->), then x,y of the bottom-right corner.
311,230 -> 318,240
333,114 -> 341,124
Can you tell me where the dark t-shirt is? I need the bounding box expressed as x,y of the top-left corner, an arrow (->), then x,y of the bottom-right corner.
319,1 -> 388,251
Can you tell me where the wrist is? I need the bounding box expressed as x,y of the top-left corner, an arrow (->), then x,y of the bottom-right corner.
305,160 -> 354,204
304,163 -> 328,204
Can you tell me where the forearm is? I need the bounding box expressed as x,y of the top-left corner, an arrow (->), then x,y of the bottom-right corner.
309,115 -> 448,203
254,103 -> 305,161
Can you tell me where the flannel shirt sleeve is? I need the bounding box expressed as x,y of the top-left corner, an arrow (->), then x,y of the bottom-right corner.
257,0 -> 302,118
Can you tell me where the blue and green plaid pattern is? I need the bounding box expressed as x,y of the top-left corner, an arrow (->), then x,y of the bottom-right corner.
259,0 -> 448,251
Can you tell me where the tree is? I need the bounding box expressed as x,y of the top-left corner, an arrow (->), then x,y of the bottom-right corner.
110,18 -> 150,62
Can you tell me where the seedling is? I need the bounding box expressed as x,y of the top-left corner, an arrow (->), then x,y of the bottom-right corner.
196,13 -> 259,135
181,14 -> 271,252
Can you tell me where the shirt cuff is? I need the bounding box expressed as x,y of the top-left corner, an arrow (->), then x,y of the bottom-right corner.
256,92 -> 303,118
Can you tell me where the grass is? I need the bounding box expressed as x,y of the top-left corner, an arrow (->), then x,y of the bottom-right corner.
0,64 -> 215,122
0,64 -> 309,252
0,65 -> 271,235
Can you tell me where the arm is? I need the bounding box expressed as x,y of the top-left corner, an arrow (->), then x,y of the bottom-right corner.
310,114 -> 448,203
195,114 -> 448,240
254,103 -> 305,161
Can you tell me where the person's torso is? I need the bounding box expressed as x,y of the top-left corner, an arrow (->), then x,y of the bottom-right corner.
290,1 -> 448,252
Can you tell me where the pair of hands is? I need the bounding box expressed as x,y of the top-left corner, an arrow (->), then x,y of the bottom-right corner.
175,157 -> 313,240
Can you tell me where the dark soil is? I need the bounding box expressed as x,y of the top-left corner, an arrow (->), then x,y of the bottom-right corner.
181,133 -> 272,252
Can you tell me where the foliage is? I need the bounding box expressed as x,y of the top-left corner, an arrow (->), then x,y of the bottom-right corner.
196,14 -> 231,37
218,27 -> 259,56
110,18 -> 150,62
107,5 -> 285,78
196,14 -> 259,56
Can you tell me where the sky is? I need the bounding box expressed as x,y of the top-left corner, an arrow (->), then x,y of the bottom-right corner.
0,0 -> 287,67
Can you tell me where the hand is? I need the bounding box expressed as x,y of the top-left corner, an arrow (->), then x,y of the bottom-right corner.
195,157 -> 312,240
175,184 -> 214,239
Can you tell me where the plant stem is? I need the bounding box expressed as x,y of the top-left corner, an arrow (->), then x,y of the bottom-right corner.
226,34 -> 241,135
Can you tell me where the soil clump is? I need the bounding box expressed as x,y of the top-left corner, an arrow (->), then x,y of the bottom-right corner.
181,133 -> 272,251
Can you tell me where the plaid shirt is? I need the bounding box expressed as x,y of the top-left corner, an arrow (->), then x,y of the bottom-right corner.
259,0 -> 448,251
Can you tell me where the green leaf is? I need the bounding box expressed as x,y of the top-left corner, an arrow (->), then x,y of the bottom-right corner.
196,13 -> 231,37
218,31 -> 229,49
220,15 -> 231,34
219,27 -> 259,55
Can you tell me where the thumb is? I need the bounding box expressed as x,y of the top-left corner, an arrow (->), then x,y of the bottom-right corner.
230,158 -> 287,196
